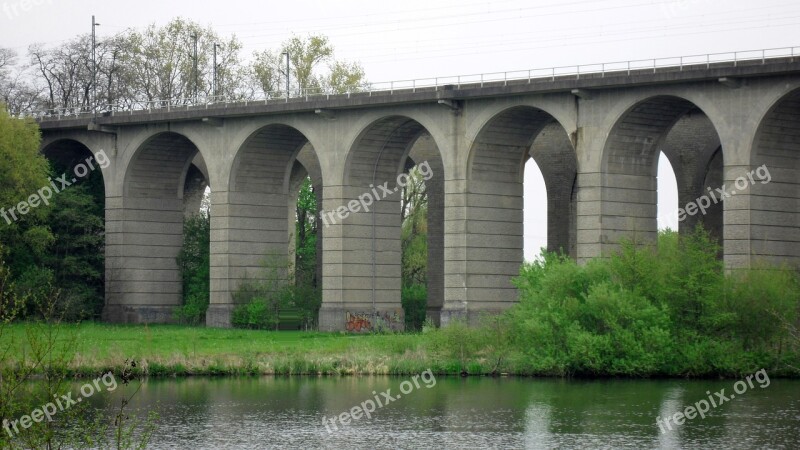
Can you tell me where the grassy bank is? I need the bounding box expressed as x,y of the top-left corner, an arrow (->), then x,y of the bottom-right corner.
2,323 -> 442,377
2,319 -> 799,379
3,230 -> 799,379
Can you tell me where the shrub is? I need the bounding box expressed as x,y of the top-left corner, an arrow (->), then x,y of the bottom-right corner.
231,254 -> 321,330
174,214 -> 210,325
401,283 -> 427,331
503,227 -> 800,376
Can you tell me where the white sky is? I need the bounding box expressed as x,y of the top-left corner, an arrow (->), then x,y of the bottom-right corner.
1,0 -> 794,259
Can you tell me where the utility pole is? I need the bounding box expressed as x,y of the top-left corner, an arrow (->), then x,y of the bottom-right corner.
191,33 -> 198,102
92,15 -> 100,119
281,51 -> 290,98
213,43 -> 220,98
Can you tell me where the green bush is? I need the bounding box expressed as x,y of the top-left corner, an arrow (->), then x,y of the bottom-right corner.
174,215 -> 210,325
402,283 -> 427,331
496,227 -> 800,377
231,254 -> 321,330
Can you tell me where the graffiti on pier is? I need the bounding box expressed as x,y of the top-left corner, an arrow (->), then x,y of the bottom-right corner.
345,312 -> 372,332
345,310 -> 402,332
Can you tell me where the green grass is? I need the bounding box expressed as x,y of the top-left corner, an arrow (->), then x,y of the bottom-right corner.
1,322 -> 437,377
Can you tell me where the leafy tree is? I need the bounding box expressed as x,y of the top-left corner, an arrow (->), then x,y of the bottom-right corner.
42,170 -> 105,320
400,166 -> 429,329
10,22 -> 367,111
283,34 -> 333,92
0,106 -> 49,210
295,177 -> 317,287
175,214 -> 210,325
324,60 -> 367,94
250,34 -> 367,96
401,167 -> 428,286
0,105 -> 53,287
0,107 -> 106,320
121,18 -> 244,102
251,49 -> 283,97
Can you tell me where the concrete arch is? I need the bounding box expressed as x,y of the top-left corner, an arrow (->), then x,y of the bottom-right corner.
229,123 -> 316,195
106,131 -> 209,324
464,98 -> 577,146
338,108 -> 453,185
467,105 -> 574,183
318,115 -> 447,331
122,132 -> 206,199
658,111 -> 724,245
41,138 -> 109,182
748,87 -> 800,267
344,116 -> 428,186
223,117 -> 325,187
40,136 -> 113,194
207,123 -> 327,327
117,127 -> 213,190
460,105 -> 577,319
600,95 -> 724,250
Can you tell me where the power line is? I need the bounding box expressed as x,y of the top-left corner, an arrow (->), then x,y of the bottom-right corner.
310,7 -> 799,61
234,0 -> 675,42
347,12 -> 800,63
357,21 -> 800,66
211,0 -> 631,30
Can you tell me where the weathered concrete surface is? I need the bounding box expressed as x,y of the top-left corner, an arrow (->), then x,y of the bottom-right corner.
38,58 -> 800,328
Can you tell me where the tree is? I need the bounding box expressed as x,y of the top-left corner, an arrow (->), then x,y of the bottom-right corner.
400,166 -> 429,330
28,37 -> 93,111
283,34 -> 333,92
251,49 -> 283,97
295,177 -> 317,287
42,170 -> 105,320
250,34 -> 367,96
0,106 -> 49,211
0,48 -> 42,115
401,167 -> 428,286
324,60 -> 367,94
121,18 -> 244,103
175,214 -> 210,325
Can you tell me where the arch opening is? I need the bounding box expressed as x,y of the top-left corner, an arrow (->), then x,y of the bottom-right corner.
210,124 -> 324,329
602,96 -> 725,255
330,116 -> 445,332
466,106 -> 576,320
108,132 -> 210,323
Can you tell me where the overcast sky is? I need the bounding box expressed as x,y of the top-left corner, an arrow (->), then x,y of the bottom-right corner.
2,0 -> 796,259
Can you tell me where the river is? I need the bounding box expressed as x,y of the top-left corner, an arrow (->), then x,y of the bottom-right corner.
97,375 -> 799,449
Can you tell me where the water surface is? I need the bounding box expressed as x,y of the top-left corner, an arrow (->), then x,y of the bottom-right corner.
106,376 -> 800,449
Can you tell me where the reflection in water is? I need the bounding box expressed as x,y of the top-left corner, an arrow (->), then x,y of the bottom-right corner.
95,376 -> 800,449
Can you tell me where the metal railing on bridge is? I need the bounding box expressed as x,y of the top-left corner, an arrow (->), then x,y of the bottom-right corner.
22,45 -> 799,121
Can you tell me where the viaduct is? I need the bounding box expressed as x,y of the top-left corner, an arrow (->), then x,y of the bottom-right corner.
34,50 -> 800,331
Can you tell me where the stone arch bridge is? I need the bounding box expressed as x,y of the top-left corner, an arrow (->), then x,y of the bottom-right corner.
35,53 -> 800,330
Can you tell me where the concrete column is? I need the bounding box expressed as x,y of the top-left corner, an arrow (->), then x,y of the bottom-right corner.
318,183 -> 404,331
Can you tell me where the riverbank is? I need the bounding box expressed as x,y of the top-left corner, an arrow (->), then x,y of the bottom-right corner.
2,322 -> 439,377
3,322 -> 799,378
